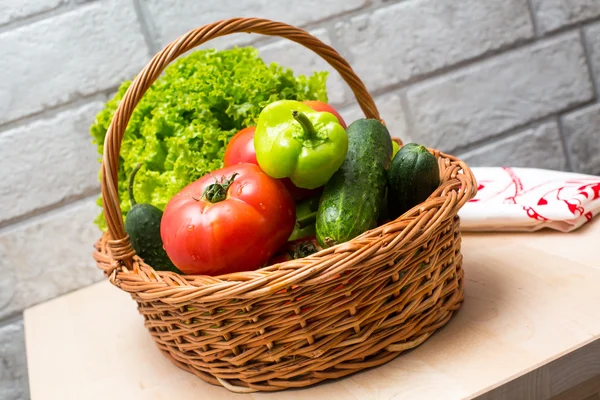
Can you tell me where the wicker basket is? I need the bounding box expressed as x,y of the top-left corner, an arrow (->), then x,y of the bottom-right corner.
93,17 -> 477,393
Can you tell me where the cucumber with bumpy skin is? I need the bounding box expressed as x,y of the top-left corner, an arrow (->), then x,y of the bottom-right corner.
316,119 -> 393,248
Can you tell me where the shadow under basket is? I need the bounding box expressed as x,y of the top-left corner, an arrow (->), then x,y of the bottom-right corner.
93,17 -> 478,393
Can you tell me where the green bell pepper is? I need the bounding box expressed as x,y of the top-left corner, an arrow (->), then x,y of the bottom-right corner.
254,100 -> 347,189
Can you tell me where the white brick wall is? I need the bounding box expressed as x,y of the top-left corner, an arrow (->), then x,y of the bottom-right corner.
0,102 -> 104,225
333,0 -> 534,92
405,33 -> 593,152
0,0 -> 65,26
531,0 -> 600,34
0,0 -> 150,124
1,0 -> 600,397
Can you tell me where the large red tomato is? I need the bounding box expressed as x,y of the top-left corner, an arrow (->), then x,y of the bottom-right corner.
160,163 -> 296,276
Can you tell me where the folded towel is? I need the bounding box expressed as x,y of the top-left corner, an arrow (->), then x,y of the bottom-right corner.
458,167 -> 600,232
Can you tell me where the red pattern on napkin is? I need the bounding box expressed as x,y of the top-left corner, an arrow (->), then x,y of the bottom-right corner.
459,167 -> 600,232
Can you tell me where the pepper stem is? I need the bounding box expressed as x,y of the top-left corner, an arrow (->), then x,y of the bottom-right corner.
128,163 -> 143,207
292,111 -> 319,141
202,173 -> 238,203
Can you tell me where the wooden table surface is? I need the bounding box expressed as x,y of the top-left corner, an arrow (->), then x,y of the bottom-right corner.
24,220 -> 600,400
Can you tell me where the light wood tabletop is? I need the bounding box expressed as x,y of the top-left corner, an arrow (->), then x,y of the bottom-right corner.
24,220 -> 600,400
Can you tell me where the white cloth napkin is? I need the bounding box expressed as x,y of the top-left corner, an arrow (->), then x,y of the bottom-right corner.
458,167 -> 600,232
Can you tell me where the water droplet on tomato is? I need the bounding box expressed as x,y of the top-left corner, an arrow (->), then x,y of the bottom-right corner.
187,225 -> 194,232
191,255 -> 196,260
259,202 -> 266,210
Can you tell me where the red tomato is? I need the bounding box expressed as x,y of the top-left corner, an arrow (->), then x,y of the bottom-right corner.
223,126 -> 257,166
223,126 -> 319,200
160,163 -> 296,276
302,100 -> 347,129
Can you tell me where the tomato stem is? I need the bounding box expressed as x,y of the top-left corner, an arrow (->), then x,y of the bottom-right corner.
202,173 -> 238,203
128,163 -> 143,207
292,111 -> 319,141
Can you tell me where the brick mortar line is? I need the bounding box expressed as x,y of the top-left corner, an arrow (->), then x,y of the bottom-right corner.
538,13 -> 600,37
336,14 -> 600,105
0,0 -> 89,35
1,2 -> 598,146
525,0 -> 541,37
580,28 -> 600,102
0,186 -> 101,230
270,0 -> 377,43
365,27 -> 587,100
0,313 -> 24,330
555,115 -> 575,172
145,1 -> 378,54
450,98 -> 597,157
0,88 -> 116,137
0,2 -> 379,132
455,118 -> 557,159
398,89 -> 415,141
0,192 -> 100,235
132,0 -> 159,57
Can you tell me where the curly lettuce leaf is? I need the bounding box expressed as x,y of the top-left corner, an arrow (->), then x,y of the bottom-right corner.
91,47 -> 329,230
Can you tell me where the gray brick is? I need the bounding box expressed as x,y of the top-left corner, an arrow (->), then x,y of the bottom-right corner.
531,0 -> 600,34
144,0 -> 368,49
0,0 -> 65,26
0,0 -> 149,125
562,104 -> 600,175
0,199 -> 104,319
459,121 -> 567,170
0,102 -> 103,225
0,318 -> 28,400
406,33 -> 593,152
334,0 -> 534,92
259,29 -> 348,106
341,93 -> 411,143
586,22 -> 600,95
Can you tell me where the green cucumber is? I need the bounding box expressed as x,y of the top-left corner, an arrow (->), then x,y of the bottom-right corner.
316,119 -> 393,248
387,143 -> 440,219
124,165 -> 181,274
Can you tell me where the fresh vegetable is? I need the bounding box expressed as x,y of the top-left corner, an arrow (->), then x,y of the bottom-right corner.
387,143 -> 440,219
288,195 -> 320,241
124,165 -> 181,273
223,126 -> 317,200
223,99 -> 346,199
268,236 -> 322,265
90,47 -> 329,230
254,100 -> 348,189
392,140 -> 400,158
223,126 -> 258,166
160,163 -> 296,275
302,100 -> 347,129
316,119 -> 393,248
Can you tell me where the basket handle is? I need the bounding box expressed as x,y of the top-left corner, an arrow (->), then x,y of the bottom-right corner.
101,17 -> 383,267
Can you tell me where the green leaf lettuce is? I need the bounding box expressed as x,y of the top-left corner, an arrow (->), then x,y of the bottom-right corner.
90,47 -> 329,230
